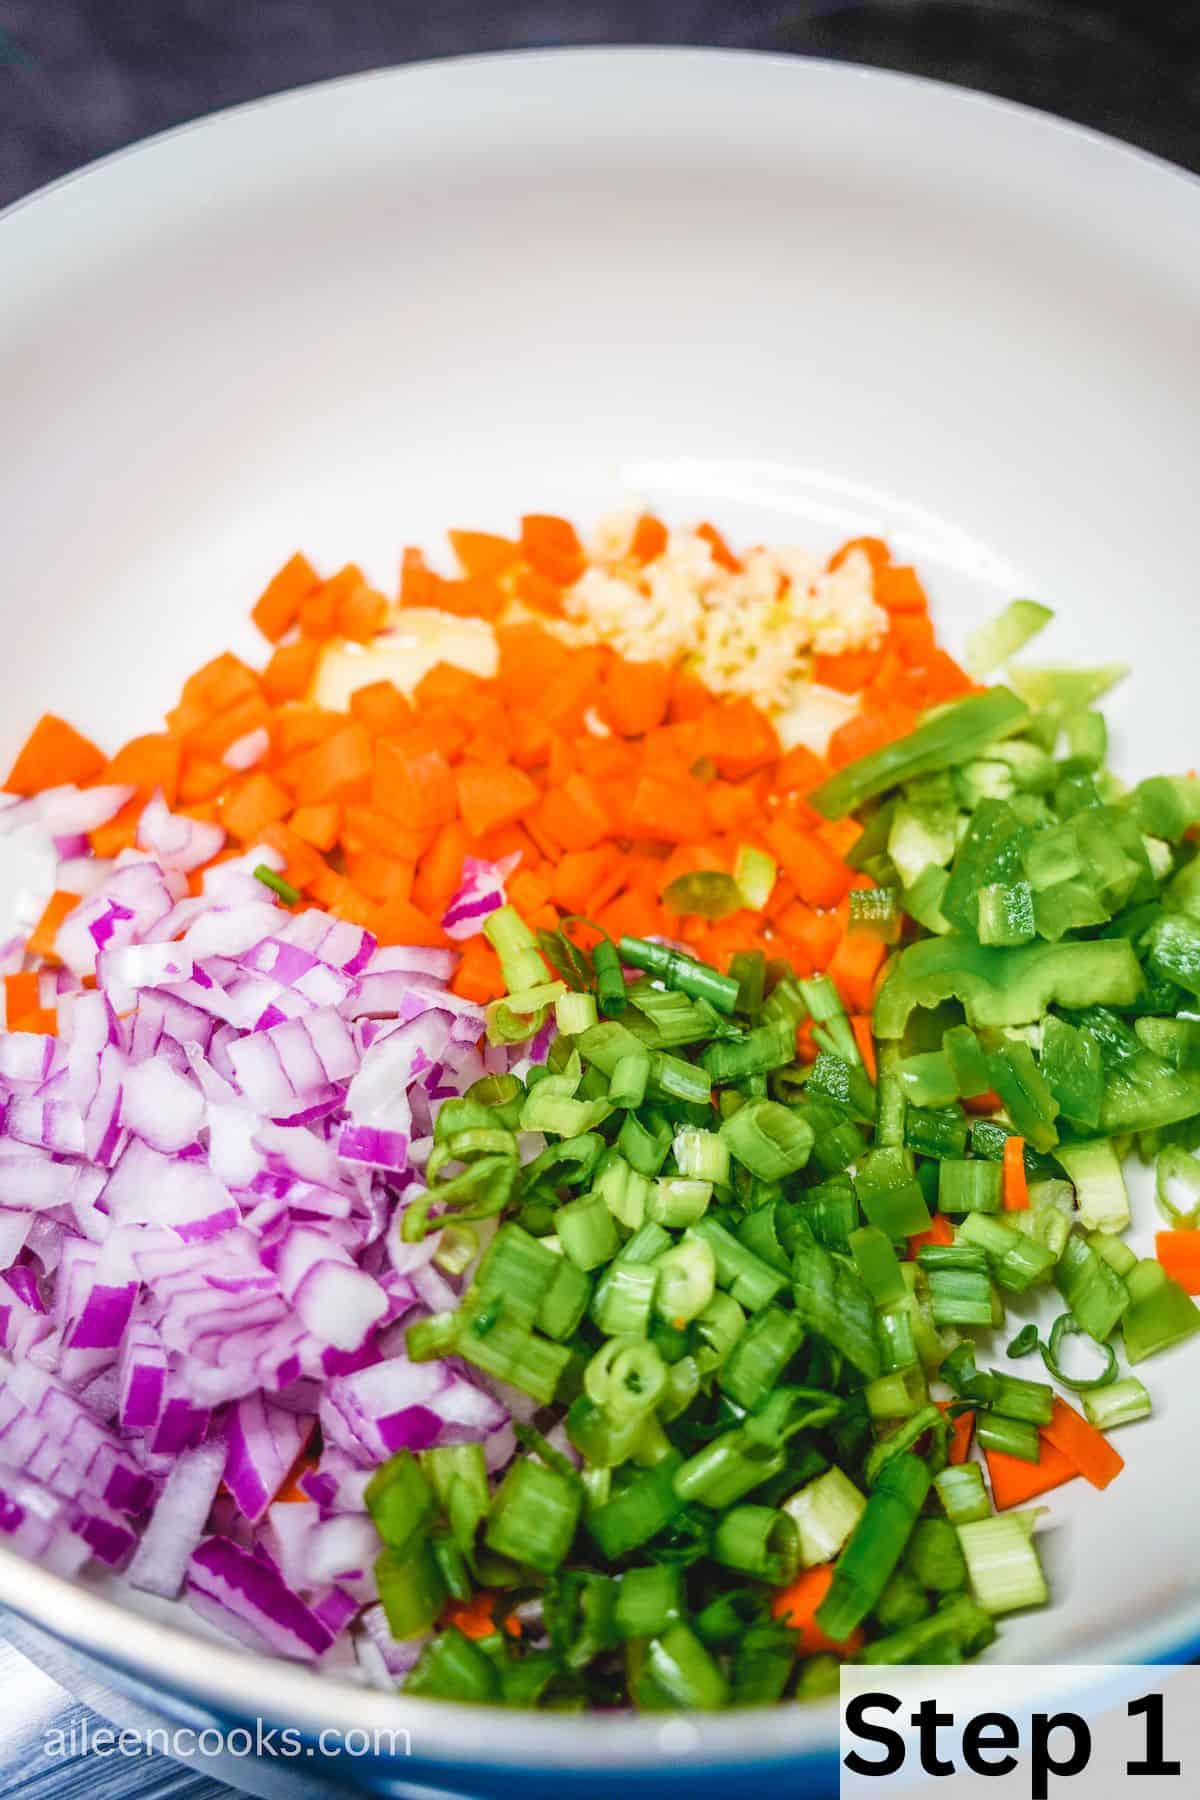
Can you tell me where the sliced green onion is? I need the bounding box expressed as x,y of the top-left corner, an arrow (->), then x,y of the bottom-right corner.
701,1018 -> 796,1084
645,1623 -> 730,1711
782,1465 -> 866,1568
814,1452 -> 931,1640
1122,1258 -> 1200,1363
593,1258 -> 660,1338
976,1414 -> 1041,1463
1155,1145 -> 1200,1227
593,936 -> 627,1016
587,1453 -> 685,1558
364,1449 -> 436,1554
613,1565 -> 683,1641
718,1304 -> 806,1409
555,989 -> 598,1036
484,903 -> 549,993
375,1539 -> 445,1639
854,1147 -> 931,1237
673,1428 -> 785,1510
618,937 -> 739,1013
905,1517 -> 967,1593
688,1216 -> 786,1312
554,1189 -> 620,1271
849,1226 -> 907,1307
253,864 -> 300,904
957,1514 -> 1048,1614
1040,1312 -> 1118,1392
713,1505 -> 799,1584
402,1625 -> 499,1701
720,1099 -> 814,1181
584,1338 -> 667,1417
1081,1375 -> 1152,1430
934,1462 -> 991,1525
485,1457 -> 582,1574
648,1176 -> 713,1228
692,1290 -> 748,1373
654,1238 -> 716,1325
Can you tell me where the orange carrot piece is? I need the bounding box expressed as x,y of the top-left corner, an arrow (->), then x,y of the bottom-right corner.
449,529 -> 521,579
771,1565 -> 864,1656
5,714 -> 106,796
372,897 -> 449,948
290,723 -> 374,806
344,849 -> 414,905
4,972 -> 40,1024
451,937 -> 506,1004
341,806 -> 433,863
599,658 -> 674,738
179,756 -> 232,805
349,680 -> 414,738
507,869 -> 552,917
695,521 -> 740,572
851,1015 -> 877,1082
539,775 -> 614,852
435,576 -> 506,621
251,551 -> 321,642
26,891 -> 80,964
908,1213 -> 954,1257
256,822 -> 326,892
441,1590 -> 514,1642
889,612 -> 937,665
812,647 -> 886,694
627,774 -> 710,846
696,699 -> 780,780
100,733 -> 182,805
455,762 -> 539,839
300,564 -> 364,640
288,804 -> 342,853
1041,1396 -> 1124,1491
1002,1136 -> 1030,1211
946,1407 -> 975,1467
337,583 -> 389,644
512,566 -> 565,617
88,797 -> 141,858
985,1439 -> 1079,1510
826,932 -> 886,1012
171,653 -> 262,728
874,564 -> 928,614
412,821 -> 473,919
399,546 -> 442,607
218,772 -> 292,844
828,535 -> 890,573
519,514 -> 584,587
371,739 -> 457,830
1155,1230 -> 1200,1293
630,514 -> 668,563
183,694 -> 272,761
306,868 -> 373,927
765,819 -> 852,910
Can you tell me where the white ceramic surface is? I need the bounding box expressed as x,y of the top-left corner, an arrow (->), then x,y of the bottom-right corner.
2,45 -> 1199,1778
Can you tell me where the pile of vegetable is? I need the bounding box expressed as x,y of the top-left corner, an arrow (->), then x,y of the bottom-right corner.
1,523 -> 1199,1712
374,607 -> 1200,1708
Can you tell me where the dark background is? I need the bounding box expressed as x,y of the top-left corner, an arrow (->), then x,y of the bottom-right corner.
1,0 -> 1198,209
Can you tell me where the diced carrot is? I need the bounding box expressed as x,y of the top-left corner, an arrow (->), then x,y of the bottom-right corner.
4,971 -> 40,1025
773,743 -> 828,795
985,1439 -> 1079,1511
765,819 -> 852,909
451,937 -> 505,1004
272,707 -> 345,760
851,1015 -> 877,1082
288,804 -> 342,853
435,575 -> 506,621
372,897 -> 449,948
1155,1230 -> 1200,1293
178,757 -> 231,805
695,521 -> 740,572
341,806 -> 433,863
399,545 -> 442,607
372,739 -> 457,830
828,535 -> 890,573
306,867 -> 373,927
449,529 -> 521,579
26,891 -> 80,964
337,582 -> 389,644
668,668 -> 712,723
344,850 -> 413,905
100,733 -> 182,805
5,714 -> 107,796
184,694 -> 272,761
260,638 -> 319,705
349,680 -> 413,738
917,648 -> 975,704
172,653 -> 262,729
908,1212 -> 954,1256
251,551 -> 321,642
827,707 -> 914,769
519,514 -> 584,587
507,869 -> 552,916
630,514 -> 668,563
455,762 -> 540,839
826,931 -> 886,1011
300,564 -> 365,640
512,567 -> 565,617
874,564 -> 928,614
290,723 -> 374,806
771,1565 -> 864,1656
256,822 -> 327,891
1041,1396 -> 1124,1491
889,613 -> 937,665
89,797 -> 141,858
1002,1136 -> 1030,1211
946,1406 -> 975,1467
218,771 -> 291,844
441,1590 -> 515,1642
599,658 -> 673,738
696,699 -> 780,780
812,647 -> 886,693
412,821 -> 473,919
539,775 -> 614,852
